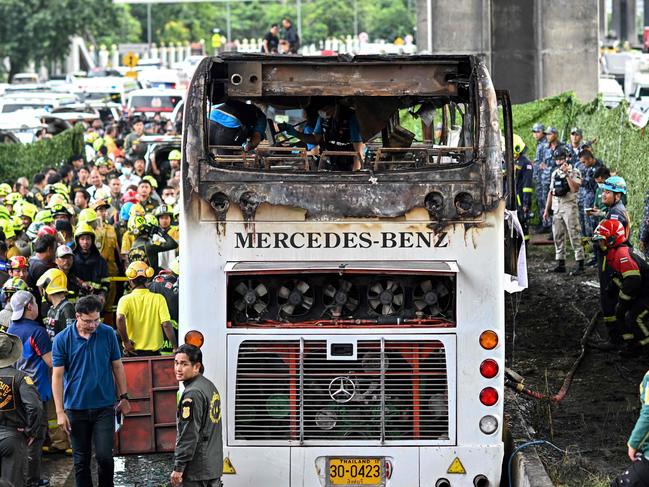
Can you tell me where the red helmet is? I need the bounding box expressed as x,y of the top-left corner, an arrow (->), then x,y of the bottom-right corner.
121,189 -> 139,204
593,219 -> 626,248
9,255 -> 29,270
37,225 -> 57,238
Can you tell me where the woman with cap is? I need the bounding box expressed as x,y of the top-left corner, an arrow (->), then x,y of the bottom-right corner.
0,331 -> 44,487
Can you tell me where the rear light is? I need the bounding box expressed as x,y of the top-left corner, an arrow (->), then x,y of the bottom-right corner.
479,330 -> 498,350
480,359 -> 499,378
479,387 -> 498,406
184,330 -> 205,348
479,415 -> 498,434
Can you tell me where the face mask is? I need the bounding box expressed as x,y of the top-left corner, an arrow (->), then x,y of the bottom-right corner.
114,161 -> 122,171
163,196 -> 177,205
122,167 -> 132,176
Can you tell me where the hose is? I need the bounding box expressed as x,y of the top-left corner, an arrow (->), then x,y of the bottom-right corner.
507,440 -> 566,487
506,310 -> 600,403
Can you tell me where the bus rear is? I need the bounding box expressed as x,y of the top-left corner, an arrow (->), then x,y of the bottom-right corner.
181,54 -> 508,487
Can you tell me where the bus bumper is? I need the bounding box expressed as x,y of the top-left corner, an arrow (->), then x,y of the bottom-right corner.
222,444 -> 503,487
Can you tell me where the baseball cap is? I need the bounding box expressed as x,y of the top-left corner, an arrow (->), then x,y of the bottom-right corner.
531,123 -> 545,133
10,290 -> 34,321
570,127 -> 583,136
55,245 -> 74,258
546,126 -> 558,135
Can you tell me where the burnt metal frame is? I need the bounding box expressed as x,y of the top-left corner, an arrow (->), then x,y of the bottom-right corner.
182,54 -> 505,220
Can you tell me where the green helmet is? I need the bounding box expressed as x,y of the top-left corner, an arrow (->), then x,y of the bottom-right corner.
144,213 -> 158,227
0,206 -> 10,221
153,204 -> 174,217
0,183 -> 12,197
1,277 -> 29,300
78,208 -> 98,224
128,215 -> 147,235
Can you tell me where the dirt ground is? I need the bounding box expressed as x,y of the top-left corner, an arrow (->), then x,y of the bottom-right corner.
507,238 -> 649,487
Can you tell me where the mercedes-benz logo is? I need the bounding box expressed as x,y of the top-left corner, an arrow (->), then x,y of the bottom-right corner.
328,376 -> 356,403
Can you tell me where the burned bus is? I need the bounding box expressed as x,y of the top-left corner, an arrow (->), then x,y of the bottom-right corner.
180,54 -> 513,487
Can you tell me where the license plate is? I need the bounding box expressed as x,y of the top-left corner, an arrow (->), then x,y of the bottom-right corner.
328,457 -> 383,486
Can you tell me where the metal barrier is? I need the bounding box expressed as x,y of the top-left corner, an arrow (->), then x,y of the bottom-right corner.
117,355 -> 178,454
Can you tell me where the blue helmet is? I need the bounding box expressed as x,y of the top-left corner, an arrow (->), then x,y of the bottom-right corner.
602,176 -> 627,195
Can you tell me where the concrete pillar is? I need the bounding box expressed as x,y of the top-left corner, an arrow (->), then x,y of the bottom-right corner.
600,0 -> 608,38
536,0 -> 599,101
490,0 -> 538,104
612,0 -> 637,45
415,0 -> 491,66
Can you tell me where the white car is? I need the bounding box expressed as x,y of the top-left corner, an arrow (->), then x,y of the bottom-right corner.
599,77 -> 624,108
0,92 -> 78,114
126,88 -> 184,119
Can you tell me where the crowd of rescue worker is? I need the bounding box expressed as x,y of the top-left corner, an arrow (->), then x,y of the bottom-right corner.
511,124 -> 649,486
0,116 -> 223,487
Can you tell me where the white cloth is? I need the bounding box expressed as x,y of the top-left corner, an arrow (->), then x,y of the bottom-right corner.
504,209 -> 528,291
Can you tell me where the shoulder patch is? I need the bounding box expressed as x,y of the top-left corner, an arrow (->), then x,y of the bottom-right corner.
209,391 -> 221,424
24,376 -> 34,386
180,397 -> 193,421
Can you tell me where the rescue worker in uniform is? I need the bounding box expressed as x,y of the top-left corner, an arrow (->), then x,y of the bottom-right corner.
639,188 -> 649,257
127,214 -> 178,275
594,219 -> 649,348
0,332 -> 43,487
171,344 -> 223,487
589,176 -> 630,347
543,145 -> 585,273
208,100 -> 267,154
149,257 -> 179,355
611,368 -> 649,486
531,124 -> 547,231
280,100 -> 364,171
575,145 -> 604,256
513,134 -> 534,241
72,224 -> 109,304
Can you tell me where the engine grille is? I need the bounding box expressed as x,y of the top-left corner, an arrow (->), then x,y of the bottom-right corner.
234,339 -> 449,442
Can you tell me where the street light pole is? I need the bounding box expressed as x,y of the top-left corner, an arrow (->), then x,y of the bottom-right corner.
147,2 -> 152,48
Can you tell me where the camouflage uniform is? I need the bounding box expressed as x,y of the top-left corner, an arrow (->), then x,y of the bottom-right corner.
575,158 -> 603,238
533,134 -> 548,228
540,143 -> 559,229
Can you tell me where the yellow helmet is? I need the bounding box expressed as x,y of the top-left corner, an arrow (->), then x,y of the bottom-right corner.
12,216 -> 23,232
125,260 -> 154,280
0,184 -> 12,198
5,193 -> 23,206
36,268 -> 68,295
0,206 -> 10,221
78,208 -> 98,224
169,149 -> 181,160
0,220 -> 15,240
170,256 -> 180,276
127,215 -> 146,235
74,222 -> 96,239
142,175 -> 158,189
129,203 -> 145,217
86,132 -> 99,144
512,134 -> 526,158
93,138 -> 106,153
16,202 -> 38,221
47,194 -> 67,208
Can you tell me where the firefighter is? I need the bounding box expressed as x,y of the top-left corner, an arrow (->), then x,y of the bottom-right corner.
127,214 -> 178,274
589,176 -> 630,344
280,100 -> 364,171
543,145 -> 584,273
153,204 -> 179,270
0,332 -> 44,487
611,368 -> 649,486
171,344 -> 223,487
513,134 -> 534,241
593,219 -> 649,349
36,269 -> 75,339
72,224 -> 109,304
150,257 -> 179,355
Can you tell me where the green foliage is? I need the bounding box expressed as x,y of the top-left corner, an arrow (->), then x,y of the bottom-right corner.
0,125 -> 85,184
160,21 -> 191,45
512,93 -> 645,241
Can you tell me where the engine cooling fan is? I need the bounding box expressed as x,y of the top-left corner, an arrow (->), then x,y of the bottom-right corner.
323,279 -> 359,318
413,279 -> 450,316
278,280 -> 314,317
233,280 -> 270,318
367,279 -> 404,316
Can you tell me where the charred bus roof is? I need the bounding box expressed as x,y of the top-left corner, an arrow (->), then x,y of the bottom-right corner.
183,54 -> 503,221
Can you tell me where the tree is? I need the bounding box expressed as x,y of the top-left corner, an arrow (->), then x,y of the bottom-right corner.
159,20 -> 191,44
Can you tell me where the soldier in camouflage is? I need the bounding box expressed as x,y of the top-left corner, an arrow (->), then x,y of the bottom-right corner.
531,123 -> 548,231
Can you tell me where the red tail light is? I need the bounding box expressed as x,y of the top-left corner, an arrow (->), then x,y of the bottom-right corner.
480,359 -> 499,379
479,387 -> 498,406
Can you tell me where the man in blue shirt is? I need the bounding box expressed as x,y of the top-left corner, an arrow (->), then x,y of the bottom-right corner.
52,296 -> 130,487
8,290 -> 51,487
208,100 -> 267,154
